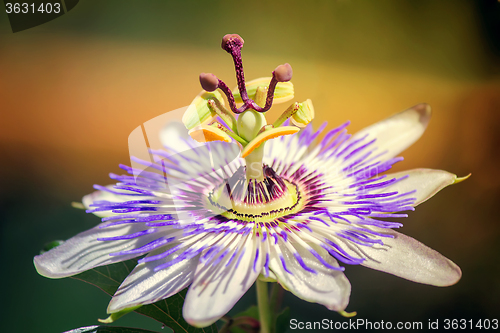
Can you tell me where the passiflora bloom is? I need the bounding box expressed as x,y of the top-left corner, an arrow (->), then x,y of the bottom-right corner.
34,34 -> 465,328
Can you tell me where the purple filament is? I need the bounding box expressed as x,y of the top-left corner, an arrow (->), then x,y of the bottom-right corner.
293,252 -> 317,274
280,255 -> 293,275
97,228 -> 156,241
309,248 -> 345,271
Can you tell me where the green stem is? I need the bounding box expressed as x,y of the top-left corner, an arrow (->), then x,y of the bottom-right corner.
244,145 -> 264,181
268,283 -> 283,333
256,279 -> 271,333
219,316 -> 260,333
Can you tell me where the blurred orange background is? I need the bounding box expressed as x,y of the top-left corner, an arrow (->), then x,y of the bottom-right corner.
1,1 -> 499,332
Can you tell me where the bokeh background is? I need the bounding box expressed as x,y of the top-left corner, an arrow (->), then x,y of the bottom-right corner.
1,1 -> 499,332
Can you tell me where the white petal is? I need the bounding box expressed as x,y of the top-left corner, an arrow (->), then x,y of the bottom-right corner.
157,121 -> 241,181
82,185 -> 138,218
128,107 -> 205,180
268,241 -> 351,311
376,169 -> 467,206
183,236 -> 263,327
351,103 -> 431,160
34,223 -> 166,278
107,245 -> 200,313
339,228 -> 461,286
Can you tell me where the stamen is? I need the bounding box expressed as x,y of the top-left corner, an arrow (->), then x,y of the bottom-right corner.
209,121 -> 248,146
188,124 -> 233,143
241,126 -> 300,158
273,102 -> 300,128
207,99 -> 237,132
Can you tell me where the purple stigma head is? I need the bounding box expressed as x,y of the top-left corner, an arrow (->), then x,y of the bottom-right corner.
198,34 -> 294,114
222,34 -> 244,53
274,63 -> 293,82
199,73 -> 219,92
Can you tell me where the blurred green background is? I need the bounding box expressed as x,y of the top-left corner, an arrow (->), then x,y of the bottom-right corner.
1,0 -> 499,332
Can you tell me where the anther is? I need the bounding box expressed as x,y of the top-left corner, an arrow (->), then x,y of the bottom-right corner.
199,73 -> 219,92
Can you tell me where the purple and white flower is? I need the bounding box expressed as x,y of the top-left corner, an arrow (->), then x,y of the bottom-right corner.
34,34 -> 464,328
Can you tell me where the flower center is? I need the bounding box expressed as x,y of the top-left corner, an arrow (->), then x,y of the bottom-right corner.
205,165 -> 304,223
184,34 -> 315,182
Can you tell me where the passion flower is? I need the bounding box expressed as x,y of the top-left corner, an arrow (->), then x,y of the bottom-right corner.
34,34 -> 465,329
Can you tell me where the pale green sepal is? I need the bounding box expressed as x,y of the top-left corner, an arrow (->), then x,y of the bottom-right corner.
182,90 -> 224,130
233,77 -> 294,104
71,202 -> 85,209
291,99 -> 315,127
98,305 -> 142,323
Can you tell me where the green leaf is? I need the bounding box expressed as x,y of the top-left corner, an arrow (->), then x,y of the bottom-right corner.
72,259 -> 218,333
230,306 -> 259,333
40,240 -> 64,254
275,307 -> 290,333
64,326 -> 158,333
231,305 -> 289,333
134,289 -> 218,333
72,258 -> 136,295
233,306 -> 259,320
